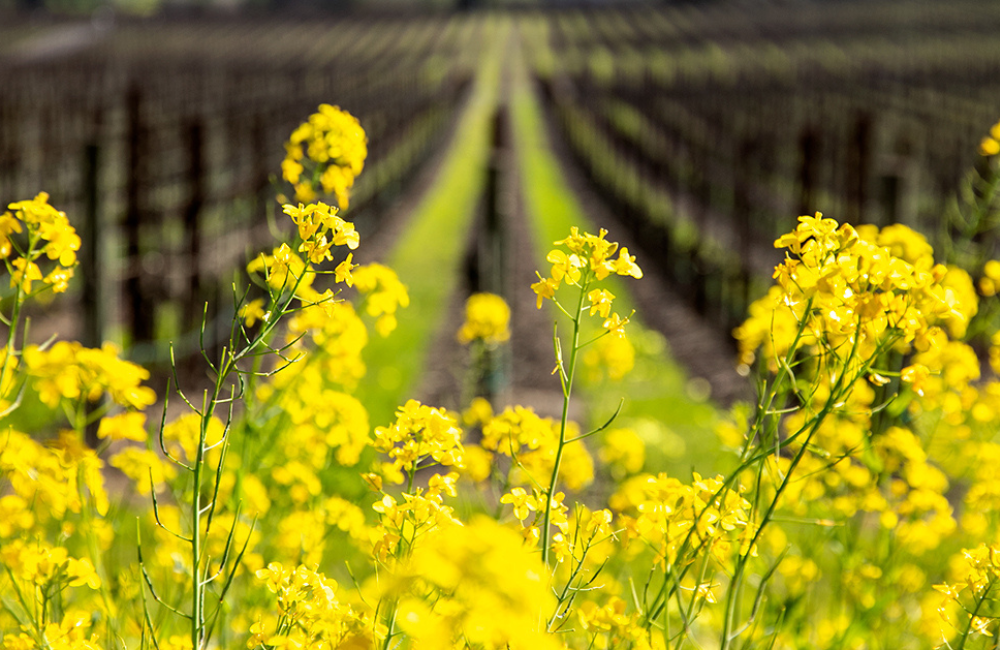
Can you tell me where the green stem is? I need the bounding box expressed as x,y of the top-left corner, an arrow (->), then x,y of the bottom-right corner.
182,262 -> 313,649
0,244 -> 31,408
719,319 -> 866,650
541,279 -> 588,566
955,577 -> 994,650
191,404 -> 206,650
382,602 -> 398,650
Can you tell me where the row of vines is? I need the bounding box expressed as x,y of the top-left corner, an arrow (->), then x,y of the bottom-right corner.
521,0 -> 1000,338
0,13 -> 482,366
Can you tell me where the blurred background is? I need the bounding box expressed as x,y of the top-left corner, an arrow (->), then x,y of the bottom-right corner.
1,0 -> 997,378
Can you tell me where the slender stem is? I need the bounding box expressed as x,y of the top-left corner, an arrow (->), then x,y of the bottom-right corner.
0,243 -> 31,406
541,278 -> 588,566
191,408 -> 206,650
382,603 -> 398,650
955,577 -> 994,650
719,318 -> 865,649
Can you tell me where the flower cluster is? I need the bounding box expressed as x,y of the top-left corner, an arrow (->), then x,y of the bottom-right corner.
22,341 -> 156,410
249,563 -> 374,649
1,611 -> 103,650
351,263 -> 410,337
281,104 -> 367,207
577,596 -> 657,650
931,543 -> 1000,638
611,472 -> 753,569
386,516 -> 561,650
981,119 -> 1000,157
599,427 -> 645,479
477,405 -> 594,492
283,201 -> 359,265
531,227 -> 641,337
1,192 -> 80,295
581,334 -> 635,382
1,428 -> 109,522
246,244 -> 316,298
0,533 -> 106,643
979,259 -> 1000,297
2,540 -> 101,591
369,484 -> 462,565
372,399 -> 464,483
736,214 -> 973,377
281,300 -> 369,388
457,292 -> 511,345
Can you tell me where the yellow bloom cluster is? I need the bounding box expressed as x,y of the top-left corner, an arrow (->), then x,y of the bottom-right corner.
96,411 -> 148,442
388,516 -> 561,650
281,104 -> 367,208
351,263 -> 410,337
271,370 -> 370,469
2,611 -> 103,650
1,192 -> 79,295
769,418 -> 956,554
457,292 -> 511,345
247,243 -> 316,297
611,472 -> 753,569
2,539 -> 101,590
283,301 -> 369,388
980,259 -> 1000,297
22,341 -> 156,410
932,543 -> 1000,638
0,429 -> 109,522
477,405 -> 594,492
581,334 -> 635,382
250,562 -> 374,649
283,201 -> 359,265
497,485 -> 571,555
736,214 -> 973,375
372,399 -> 464,482
370,483 -> 461,565
532,227 -> 641,337
981,119 -> 1000,156
599,427 -> 645,478
0,537 -> 106,646
577,596 -> 656,650
158,412 -> 226,463
246,204 -> 357,309
110,448 -> 179,499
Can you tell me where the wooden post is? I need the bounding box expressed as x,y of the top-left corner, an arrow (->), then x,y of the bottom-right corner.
183,119 -> 205,337
82,142 -> 104,349
481,108 -> 508,297
797,126 -> 820,217
731,135 -> 756,326
82,140 -> 104,449
0,97 -> 8,202
125,84 -> 154,347
846,112 -> 872,225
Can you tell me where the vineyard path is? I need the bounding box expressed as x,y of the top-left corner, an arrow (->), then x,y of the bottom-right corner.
361,26 -> 747,473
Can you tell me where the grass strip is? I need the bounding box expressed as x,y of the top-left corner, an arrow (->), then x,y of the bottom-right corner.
357,18 -> 509,427
508,42 -> 724,476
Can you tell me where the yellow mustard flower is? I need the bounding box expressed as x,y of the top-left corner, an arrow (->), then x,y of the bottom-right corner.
282,105 -> 367,207
387,516 -> 561,650
96,411 -> 148,443
373,399 -> 464,479
352,263 -> 410,337
457,292 -> 511,345
532,227 -> 642,316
